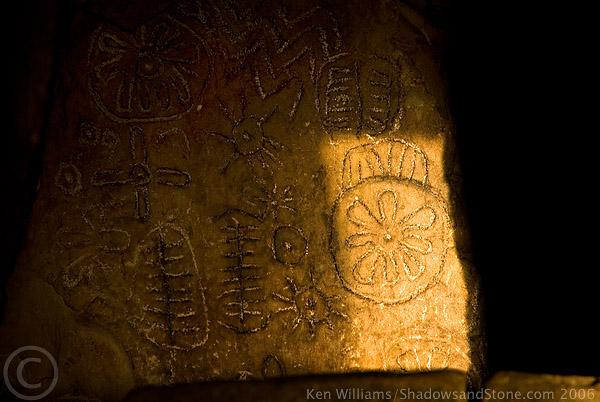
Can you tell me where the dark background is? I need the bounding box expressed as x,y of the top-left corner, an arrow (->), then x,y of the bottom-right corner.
1,0 -> 598,380
442,1 -> 598,375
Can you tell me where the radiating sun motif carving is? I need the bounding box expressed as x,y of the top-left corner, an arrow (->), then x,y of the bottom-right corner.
242,181 -> 297,221
207,97 -> 283,176
272,275 -> 347,337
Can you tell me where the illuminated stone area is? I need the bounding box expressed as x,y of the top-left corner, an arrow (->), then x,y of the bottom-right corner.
0,0 -> 485,400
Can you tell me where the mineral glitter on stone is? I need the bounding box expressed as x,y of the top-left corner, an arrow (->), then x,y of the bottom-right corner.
0,0 -> 484,399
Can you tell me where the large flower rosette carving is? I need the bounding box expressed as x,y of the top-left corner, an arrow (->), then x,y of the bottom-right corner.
88,15 -> 211,122
331,139 -> 450,304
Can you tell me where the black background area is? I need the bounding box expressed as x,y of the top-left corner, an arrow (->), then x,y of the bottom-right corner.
443,1 -> 599,375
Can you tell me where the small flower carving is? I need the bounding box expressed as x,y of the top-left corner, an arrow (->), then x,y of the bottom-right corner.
345,190 -> 436,285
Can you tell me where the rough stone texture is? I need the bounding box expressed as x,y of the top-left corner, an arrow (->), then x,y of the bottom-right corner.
0,0 -> 484,400
484,372 -> 600,402
124,371 -> 468,402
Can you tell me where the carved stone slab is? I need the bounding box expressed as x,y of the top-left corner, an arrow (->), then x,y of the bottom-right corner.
0,0 -> 483,400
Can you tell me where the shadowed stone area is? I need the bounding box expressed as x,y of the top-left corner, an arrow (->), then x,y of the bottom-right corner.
123,372 -> 600,402
0,0 -> 485,400
483,372 -> 599,402
124,371 -> 468,402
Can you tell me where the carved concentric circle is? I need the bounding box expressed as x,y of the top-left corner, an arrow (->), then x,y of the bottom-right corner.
55,162 -> 83,195
79,121 -> 101,145
272,225 -> 308,265
135,52 -> 164,79
331,177 -> 450,303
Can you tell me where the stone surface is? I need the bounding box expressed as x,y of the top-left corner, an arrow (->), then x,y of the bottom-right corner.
0,0 -> 483,400
124,371 -> 468,402
484,372 -> 600,402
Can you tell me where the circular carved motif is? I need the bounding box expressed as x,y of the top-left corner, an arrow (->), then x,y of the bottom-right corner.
129,163 -> 152,186
88,16 -> 211,122
331,177 -> 449,303
272,226 -> 308,265
55,162 -> 83,195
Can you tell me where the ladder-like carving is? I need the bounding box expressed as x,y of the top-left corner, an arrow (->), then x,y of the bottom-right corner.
131,223 -> 208,351
216,211 -> 269,333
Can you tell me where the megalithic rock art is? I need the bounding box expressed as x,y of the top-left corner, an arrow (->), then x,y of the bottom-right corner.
0,0 -> 484,400
331,138 -> 450,304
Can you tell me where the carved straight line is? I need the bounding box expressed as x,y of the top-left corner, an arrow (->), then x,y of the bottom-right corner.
218,320 -> 269,334
155,298 -> 193,303
396,142 -> 409,177
328,76 -> 352,87
174,311 -> 196,318
357,160 -> 363,182
371,93 -> 390,101
146,286 -> 191,294
225,310 -> 262,317
224,300 -> 263,307
170,288 -> 192,293
326,85 -> 351,94
149,272 -> 193,279
221,225 -> 259,232
134,187 -> 151,221
221,251 -> 254,258
155,168 -> 192,187
368,116 -> 386,126
272,292 -> 291,303
143,306 -> 169,316
91,170 -> 128,186
218,286 -> 262,297
171,327 -> 204,334
130,126 -> 148,164
289,81 -> 303,118
369,80 -> 389,87
408,147 -> 418,180
163,255 -> 185,263
223,237 -> 260,243
136,319 -> 200,333
156,231 -> 175,344
385,141 -> 393,176
162,240 -> 184,248
329,107 -> 354,113
274,306 -> 296,314
372,69 -> 390,79
138,319 -> 170,332
221,264 -> 260,272
326,117 -> 350,123
222,275 -> 261,283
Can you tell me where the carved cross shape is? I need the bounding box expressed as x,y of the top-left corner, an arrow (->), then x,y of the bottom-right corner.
91,126 -> 191,221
